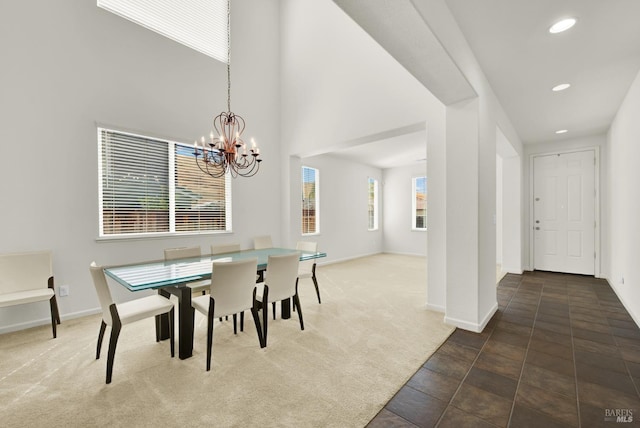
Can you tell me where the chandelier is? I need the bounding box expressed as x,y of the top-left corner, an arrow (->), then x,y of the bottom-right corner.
193,0 -> 261,178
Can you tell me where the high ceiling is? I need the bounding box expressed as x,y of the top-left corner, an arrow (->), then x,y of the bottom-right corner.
445,0 -> 640,144
331,0 -> 640,167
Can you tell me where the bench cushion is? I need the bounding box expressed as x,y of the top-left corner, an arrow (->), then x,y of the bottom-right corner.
0,288 -> 54,308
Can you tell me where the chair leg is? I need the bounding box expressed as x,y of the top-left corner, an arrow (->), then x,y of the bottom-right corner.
263,288 -> 269,347
272,302 -> 276,320
206,298 -> 215,371
294,293 -> 304,331
96,320 -> 107,359
49,295 -> 60,338
169,307 -> 175,358
233,314 -> 238,335
312,275 -> 321,304
240,311 -> 245,332
293,278 -> 299,313
106,322 -> 121,384
251,307 -> 265,348
311,264 -> 321,304
48,277 -> 61,337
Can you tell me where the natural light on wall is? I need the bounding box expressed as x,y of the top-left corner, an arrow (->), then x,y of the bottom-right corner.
97,0 -> 228,63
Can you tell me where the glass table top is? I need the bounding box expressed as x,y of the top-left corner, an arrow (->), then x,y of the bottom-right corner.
104,247 -> 326,291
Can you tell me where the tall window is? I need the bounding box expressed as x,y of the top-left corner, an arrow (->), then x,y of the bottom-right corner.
412,176 -> 427,230
302,166 -> 319,235
97,0 -> 228,62
368,177 -> 379,231
99,128 -> 231,237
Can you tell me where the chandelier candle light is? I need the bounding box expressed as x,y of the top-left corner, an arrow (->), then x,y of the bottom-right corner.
193,0 -> 261,178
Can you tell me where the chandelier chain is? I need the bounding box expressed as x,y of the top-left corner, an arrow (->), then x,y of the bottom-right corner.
226,0 -> 231,113
193,0 -> 262,179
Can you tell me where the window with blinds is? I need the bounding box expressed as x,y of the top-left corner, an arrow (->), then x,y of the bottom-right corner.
302,166 -> 319,235
412,176 -> 427,230
97,0 -> 228,63
99,128 -> 231,237
368,177 -> 379,231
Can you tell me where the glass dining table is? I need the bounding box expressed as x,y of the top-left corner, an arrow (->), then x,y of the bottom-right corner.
104,248 -> 326,359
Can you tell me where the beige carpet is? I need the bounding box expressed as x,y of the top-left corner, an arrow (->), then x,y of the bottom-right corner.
0,254 -> 453,428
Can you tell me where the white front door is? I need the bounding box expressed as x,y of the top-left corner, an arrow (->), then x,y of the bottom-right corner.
533,150 -> 595,275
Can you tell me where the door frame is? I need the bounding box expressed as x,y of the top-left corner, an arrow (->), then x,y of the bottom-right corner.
528,146 -> 600,277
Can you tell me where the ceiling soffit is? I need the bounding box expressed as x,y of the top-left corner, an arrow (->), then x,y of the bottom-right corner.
333,0 -> 476,106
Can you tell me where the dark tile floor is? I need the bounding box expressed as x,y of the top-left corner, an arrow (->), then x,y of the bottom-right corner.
368,271 -> 640,427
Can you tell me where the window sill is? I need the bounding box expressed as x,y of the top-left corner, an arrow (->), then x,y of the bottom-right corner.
96,230 -> 233,242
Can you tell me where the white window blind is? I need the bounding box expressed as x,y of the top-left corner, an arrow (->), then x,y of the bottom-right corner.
99,128 -> 231,237
302,166 -> 319,235
174,144 -> 231,232
412,176 -> 427,230
368,177 -> 378,231
97,0 -> 228,63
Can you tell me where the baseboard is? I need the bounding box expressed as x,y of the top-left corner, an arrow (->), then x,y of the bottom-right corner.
444,303 -> 498,333
607,279 -> 640,329
426,303 -> 445,313
383,251 -> 427,257
0,307 -> 102,335
502,267 -> 524,275
316,252 -> 382,267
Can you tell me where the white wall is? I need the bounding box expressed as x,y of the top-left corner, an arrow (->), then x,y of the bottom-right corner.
279,1 -> 443,160
0,0 -> 282,332
382,162 -> 427,256
522,135 -> 608,276
279,0 -> 444,287
607,68 -> 640,326
288,155 -> 383,262
501,155 -> 523,274
496,155 -> 504,265
415,0 -> 523,330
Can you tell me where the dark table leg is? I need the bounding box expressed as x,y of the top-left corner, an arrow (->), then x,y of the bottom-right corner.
157,287 -> 194,359
281,298 -> 291,319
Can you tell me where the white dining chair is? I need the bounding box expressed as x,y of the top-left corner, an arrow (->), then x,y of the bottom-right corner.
253,235 -> 273,250
90,262 -> 175,384
164,247 -> 210,295
211,243 -> 244,332
211,243 -> 241,255
191,258 -> 265,371
255,253 -> 302,346
296,241 -> 321,304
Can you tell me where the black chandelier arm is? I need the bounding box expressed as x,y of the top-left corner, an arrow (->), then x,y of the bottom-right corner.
194,153 -> 227,179
194,149 -> 261,179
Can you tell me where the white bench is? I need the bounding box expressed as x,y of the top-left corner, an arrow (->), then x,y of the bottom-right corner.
0,251 -> 61,338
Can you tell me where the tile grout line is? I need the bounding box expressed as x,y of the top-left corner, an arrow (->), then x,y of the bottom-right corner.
505,275 -> 543,428
433,275 -> 519,428
432,332 -> 496,427
567,281 -> 582,428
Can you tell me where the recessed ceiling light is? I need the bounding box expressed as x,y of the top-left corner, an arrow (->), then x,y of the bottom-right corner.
549,18 -> 576,34
555,129 -> 568,134
552,83 -> 571,92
